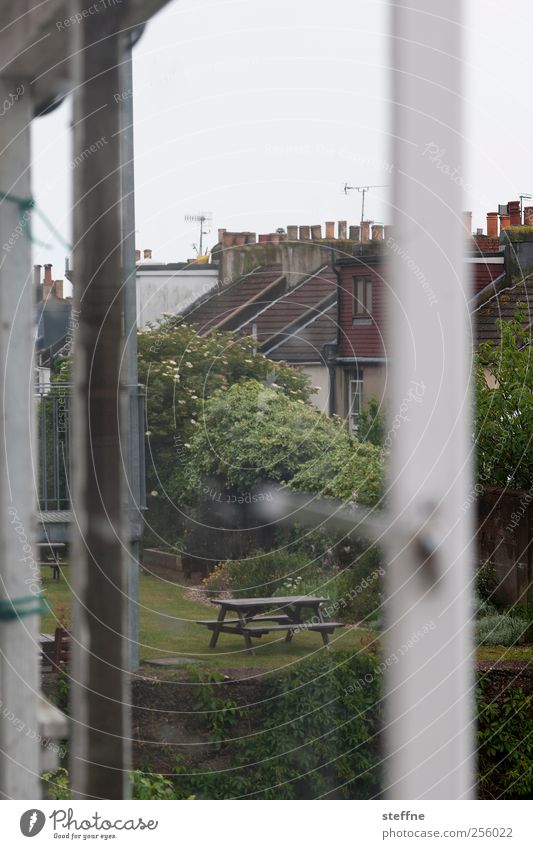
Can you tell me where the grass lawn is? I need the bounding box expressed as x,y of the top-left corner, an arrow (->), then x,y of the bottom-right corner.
41,566 -> 531,668
40,566 -> 377,671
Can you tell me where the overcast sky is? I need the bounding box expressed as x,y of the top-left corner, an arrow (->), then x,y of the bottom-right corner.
31,0 -> 533,279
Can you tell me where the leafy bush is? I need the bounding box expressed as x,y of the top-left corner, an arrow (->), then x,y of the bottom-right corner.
357,397 -> 386,447
173,652 -> 383,799
110,319 -> 310,546
474,559 -> 498,605
474,595 -> 497,619
475,306 -> 533,489
477,683 -> 533,798
203,543 -> 384,624
43,767 -> 187,800
476,614 -> 529,646
131,770 -> 178,800
187,666 -> 244,746
51,663 -> 70,713
42,767 -> 70,800
329,547 -> 385,623
183,380 -> 384,505
203,549 -> 322,598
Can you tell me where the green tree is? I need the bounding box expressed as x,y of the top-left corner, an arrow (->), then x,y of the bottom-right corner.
53,319 -> 312,546
183,379 -> 384,506
356,397 -> 386,447
137,319 -> 311,544
475,306 -> 533,489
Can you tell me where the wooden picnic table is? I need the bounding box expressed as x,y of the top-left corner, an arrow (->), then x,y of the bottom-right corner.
37,542 -> 66,581
197,596 -> 343,654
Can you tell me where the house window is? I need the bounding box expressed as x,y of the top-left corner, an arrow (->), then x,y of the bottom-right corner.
352,276 -> 373,316
348,376 -> 363,432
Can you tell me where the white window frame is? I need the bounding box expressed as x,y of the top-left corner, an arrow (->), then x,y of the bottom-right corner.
348,376 -> 363,432
353,275 -> 373,316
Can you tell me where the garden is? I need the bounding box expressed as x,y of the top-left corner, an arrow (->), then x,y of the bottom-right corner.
41,311 -> 533,800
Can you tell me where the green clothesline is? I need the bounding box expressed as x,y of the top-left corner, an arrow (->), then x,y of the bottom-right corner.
0,592 -> 46,621
0,190 -> 72,252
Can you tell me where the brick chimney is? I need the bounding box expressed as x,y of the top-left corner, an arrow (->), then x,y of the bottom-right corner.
360,221 -> 371,242
325,221 -> 335,239
499,212 -> 511,231
338,221 -> 347,240
486,212 -> 498,238
143,249 -> 152,260
349,225 -> 360,241
287,225 -> 298,240
508,200 -> 521,226
372,224 -> 384,241
44,264 -> 53,283
524,207 -> 533,226
311,224 -> 322,240
135,249 -> 141,262
299,225 -> 311,240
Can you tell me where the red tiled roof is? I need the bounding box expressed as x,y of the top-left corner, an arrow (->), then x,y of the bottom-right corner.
239,266 -> 337,347
183,265 -> 285,334
182,264 -> 338,364
265,305 -> 338,362
473,273 -> 533,347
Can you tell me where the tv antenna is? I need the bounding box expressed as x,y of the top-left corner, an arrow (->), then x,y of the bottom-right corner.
184,212 -> 212,256
520,194 -> 532,220
344,184 -> 388,231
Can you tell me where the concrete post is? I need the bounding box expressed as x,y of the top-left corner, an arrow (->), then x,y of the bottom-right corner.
70,3 -> 130,799
119,39 -> 142,674
387,0 -> 473,798
0,76 -> 40,799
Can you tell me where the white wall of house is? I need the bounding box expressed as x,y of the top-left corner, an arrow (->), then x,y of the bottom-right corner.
297,364 -> 330,413
136,266 -> 218,327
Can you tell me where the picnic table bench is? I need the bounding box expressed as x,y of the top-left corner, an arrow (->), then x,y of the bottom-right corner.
40,628 -> 71,669
197,596 -> 343,654
37,542 -> 66,581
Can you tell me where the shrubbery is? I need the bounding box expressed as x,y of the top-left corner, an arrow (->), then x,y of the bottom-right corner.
477,683 -> 533,798
203,544 -> 384,624
44,664 -> 533,800
476,611 -> 533,647
173,653 -> 383,799
181,380 -> 383,502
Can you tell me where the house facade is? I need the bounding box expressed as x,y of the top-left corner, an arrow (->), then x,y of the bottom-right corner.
333,223 -> 505,429
186,209 -> 511,427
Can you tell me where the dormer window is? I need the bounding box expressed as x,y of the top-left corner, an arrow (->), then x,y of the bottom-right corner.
353,276 -> 373,316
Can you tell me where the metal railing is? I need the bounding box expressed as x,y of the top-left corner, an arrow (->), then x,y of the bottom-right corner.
36,383 -> 146,514
36,384 -> 71,511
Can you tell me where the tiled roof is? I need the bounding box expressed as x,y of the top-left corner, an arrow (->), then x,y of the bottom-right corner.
238,266 -> 337,347
183,265 -> 285,334
265,305 -> 338,362
473,273 -> 533,346
182,264 -> 338,363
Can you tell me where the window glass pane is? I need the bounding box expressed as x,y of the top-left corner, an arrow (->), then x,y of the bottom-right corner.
353,277 -> 372,315
366,279 -> 373,313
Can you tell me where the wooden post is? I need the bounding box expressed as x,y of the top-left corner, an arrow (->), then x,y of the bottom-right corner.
386,0 -> 474,798
69,3 -> 130,799
0,76 -> 40,799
